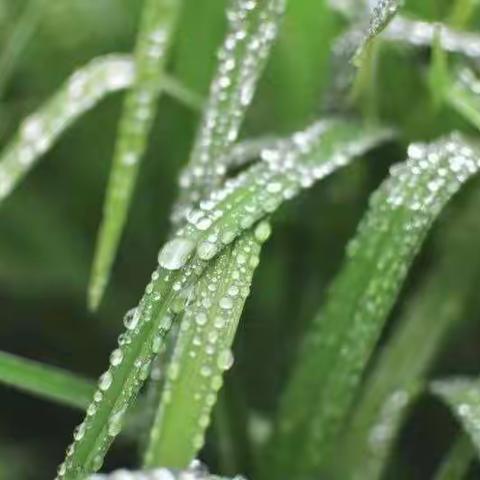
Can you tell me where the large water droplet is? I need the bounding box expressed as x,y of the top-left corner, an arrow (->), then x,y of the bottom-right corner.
158,238 -> 195,270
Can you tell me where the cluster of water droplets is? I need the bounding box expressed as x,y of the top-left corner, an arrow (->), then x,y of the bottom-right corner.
273,134 -> 480,475
0,55 -> 135,203
354,0 -> 404,63
160,120 -> 389,274
173,0 -> 286,223
57,257 -> 209,478
147,230 -> 267,461
90,460 -> 247,480
384,16 -> 480,58
432,378 -> 480,450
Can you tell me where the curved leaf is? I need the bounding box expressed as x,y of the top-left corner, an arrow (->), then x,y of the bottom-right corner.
337,185 -> 480,480
56,119 -> 388,479
268,134 -> 480,479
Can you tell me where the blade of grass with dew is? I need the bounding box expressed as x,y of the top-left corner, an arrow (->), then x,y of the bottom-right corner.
445,67 -> 480,132
142,123 -> 388,470
0,55 -> 134,205
434,435 -> 474,480
431,378 -> 480,455
334,184 -> 480,480
0,350 -> 94,411
354,0 -> 404,66
171,0 -> 287,224
88,0 -> 181,311
144,226 -> 269,468
56,120 -> 389,479
384,17 -> 480,59
90,466 -> 245,480
0,54 -> 199,208
266,134 -> 480,480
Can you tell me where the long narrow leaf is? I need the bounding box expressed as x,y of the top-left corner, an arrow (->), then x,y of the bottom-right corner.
0,350 -> 94,410
432,378 -> 480,457
88,0 -> 181,310
336,185 -> 480,480
268,134 -> 480,479
434,435 -> 474,480
56,120 -> 388,479
144,227 -> 268,468
0,55 -> 134,204
172,0 -> 286,224
0,55 -> 198,207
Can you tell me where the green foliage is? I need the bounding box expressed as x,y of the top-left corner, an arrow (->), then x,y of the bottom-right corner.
1,0 -> 480,479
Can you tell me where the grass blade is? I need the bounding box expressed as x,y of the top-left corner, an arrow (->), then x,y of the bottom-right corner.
336,185 -> 480,480
0,55 -> 134,205
0,54 -> 199,208
267,134 -> 480,479
0,0 -> 43,97
88,0 -> 181,311
57,120 -> 387,479
446,67 -> 480,132
384,17 -> 480,58
90,465 -> 244,479
172,0 -> 287,224
354,0 -> 404,66
144,227 -> 267,468
434,435 -> 474,480
431,378 -> 480,456
0,350 -> 94,410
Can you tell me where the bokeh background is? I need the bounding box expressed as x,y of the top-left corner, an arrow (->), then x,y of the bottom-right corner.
1,0 -> 480,478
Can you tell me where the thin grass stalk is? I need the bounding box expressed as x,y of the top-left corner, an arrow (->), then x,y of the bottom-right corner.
434,436 -> 474,480
267,134 -> 480,479
88,0 -> 182,310
0,0 -> 43,97
0,350 -> 94,410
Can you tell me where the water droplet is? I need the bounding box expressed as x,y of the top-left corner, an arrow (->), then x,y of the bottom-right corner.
158,238 -> 195,270
98,371 -> 113,391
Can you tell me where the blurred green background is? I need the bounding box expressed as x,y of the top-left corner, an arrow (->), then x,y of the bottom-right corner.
1,0 -> 480,478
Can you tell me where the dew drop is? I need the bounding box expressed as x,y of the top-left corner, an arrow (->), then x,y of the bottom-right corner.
158,238 -> 195,270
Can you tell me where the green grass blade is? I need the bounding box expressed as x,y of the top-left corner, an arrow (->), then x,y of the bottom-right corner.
144,227 -> 267,468
172,0 -> 287,224
267,134 -> 480,479
0,55 -> 134,205
428,27 -> 450,109
354,0 -> 404,66
434,435 -> 474,480
0,350 -> 94,410
57,120 -> 387,479
385,17 -> 480,59
446,67 -> 480,132
0,54 -> 198,209
336,186 -> 480,480
0,0 -> 43,97
88,0 -> 181,311
431,378 -> 480,457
